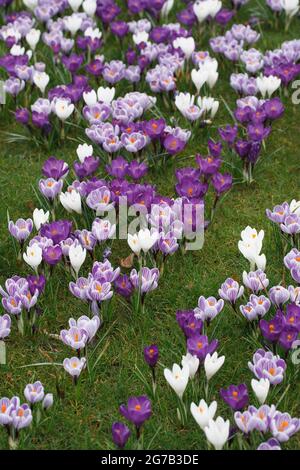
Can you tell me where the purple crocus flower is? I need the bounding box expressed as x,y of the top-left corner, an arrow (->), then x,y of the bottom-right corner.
260,312 -> 284,343
127,160 -> 148,180
278,326 -> 299,351
42,157 -> 68,180
144,344 -> 159,368
111,422 -> 131,449
40,220 -> 72,244
27,275 -> 46,295
163,135 -> 185,155
220,384 -> 249,411
119,395 -> 152,429
24,381 -> 44,404
144,119 -> 165,139
218,124 -> 238,144
15,108 -> 30,125
219,278 -> 244,304
248,349 -> 286,385
114,274 -> 134,299
270,412 -> 300,442
247,123 -> 271,142
106,156 -> 129,179
8,218 -> 33,242
195,155 -> 221,175
175,177 -> 208,199
43,245 -> 63,265
211,173 -> 233,196
263,98 -> 284,120
187,334 -> 218,362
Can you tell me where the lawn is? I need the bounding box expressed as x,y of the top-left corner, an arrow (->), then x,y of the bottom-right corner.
0,0 -> 300,450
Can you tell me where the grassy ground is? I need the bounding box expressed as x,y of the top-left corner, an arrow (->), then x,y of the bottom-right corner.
0,1 -> 300,450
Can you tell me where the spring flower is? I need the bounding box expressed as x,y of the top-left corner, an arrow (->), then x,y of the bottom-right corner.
197,96 -> 219,118
164,363 -> 189,398
112,422 -> 131,449
204,416 -> 230,450
220,384 -> 249,411
130,267 -> 159,294
173,37 -> 195,60
238,226 -> 266,270
25,28 -> 41,50
181,353 -> 199,379
77,144 -> 93,162
8,218 -> 33,242
190,400 -> 217,430
33,71 -> 49,94
257,438 -> 281,450
281,0 -> 300,17
11,404 -> 33,430
218,278 -> 244,304
270,411 -> 300,442
43,245 -> 63,266
97,86 -> 115,104
194,296 -> 224,322
24,381 -> 44,404
187,335 -> 218,362
128,229 -> 158,255
191,69 -> 208,93
251,378 -> 270,404
0,314 -> 11,340
119,396 -> 152,429
42,393 -> 53,410
69,244 -> 87,277
248,349 -> 287,385
69,316 -> 100,342
240,294 -> 271,321
60,190 -> 82,215
54,99 -> 75,121
256,75 -> 281,98
144,344 -> 159,368
33,208 -> 49,231
243,270 -> 269,293
68,0 -> 83,12
39,178 -> 63,200
63,357 -> 86,377
40,220 -> 72,245
60,326 -> 88,350
269,286 -> 290,307
204,352 -> 225,381
23,243 -> 43,272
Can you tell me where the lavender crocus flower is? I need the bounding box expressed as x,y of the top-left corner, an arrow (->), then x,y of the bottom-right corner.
40,220 -> 72,244
39,178 -> 63,200
270,412 -> 300,442
24,381 -> 44,404
219,278 -> 244,304
75,229 -> 97,252
266,202 -> 290,224
194,296 -> 224,322
240,294 -> 271,321
43,245 -> 63,265
63,357 -> 86,378
269,286 -> 290,307
280,214 -> 300,235
248,349 -> 286,385
257,438 -> 281,450
0,314 -> 11,340
11,404 -> 32,430
243,270 -> 269,293
60,327 -> 88,350
130,267 -> 159,294
8,218 -> 33,242
68,316 -> 100,343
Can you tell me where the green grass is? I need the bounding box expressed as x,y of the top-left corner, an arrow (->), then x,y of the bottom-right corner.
0,1 -> 300,450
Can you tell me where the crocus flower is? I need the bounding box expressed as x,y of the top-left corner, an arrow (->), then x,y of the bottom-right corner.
114,275 -> 134,299
194,296 -> 224,322
11,404 -> 32,430
220,383 -> 249,411
270,412 -> 300,442
63,357 -> 86,377
0,314 -> 11,340
242,270 -> 269,293
69,244 -> 86,277
119,395 -> 152,429
211,172 -> 233,196
163,363 -> 189,399
251,378 -> 270,405
24,381 -> 44,404
60,190 -> 82,215
43,245 -> 63,266
240,294 -> 271,321
218,278 -> 244,304
68,316 -> 100,343
257,438 -> 281,450
269,286 -> 290,307
187,335 -> 218,362
60,327 -> 88,351
204,352 -> 225,381
42,393 -> 53,410
8,218 -> 33,242
204,416 -> 230,450
33,208 -> 49,231
248,349 -> 286,385
40,220 -> 72,245
144,344 -> 159,368
111,422 -> 131,449
190,400 -> 217,430
42,157 -> 68,180
130,267 -> 159,294
23,243 -> 43,272
39,178 -> 63,200
181,353 -> 199,379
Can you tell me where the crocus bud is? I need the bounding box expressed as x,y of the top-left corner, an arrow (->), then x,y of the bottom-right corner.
42,393 -> 54,410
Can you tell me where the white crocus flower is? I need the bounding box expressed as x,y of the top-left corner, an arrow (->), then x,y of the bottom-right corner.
83,0 -> 97,16
164,363 -> 189,399
10,44 -> 25,56
25,29 -> 41,51
191,69 -> 208,93
161,0 -> 174,18
173,36 -> 195,59
197,96 -> 219,118
84,27 -> 102,40
204,352 -> 225,381
138,228 -> 158,253
190,400 -> 217,430
175,92 -> 195,115
33,208 -> 49,231
127,233 -> 141,255
69,243 -> 86,277
76,143 -> 93,162
83,89 -> 97,106
204,417 -> 230,450
194,0 -> 222,23
281,0 -> 299,17
54,99 -> 75,121
33,71 -> 50,94
59,190 -> 82,215
64,14 -> 83,36
23,243 -> 42,272
68,0 -> 83,12
23,0 -> 38,10
251,378 -> 270,405
133,31 -> 149,45
97,86 -> 115,104
256,75 -> 281,98
181,353 -> 199,379
290,199 -> 300,216
238,226 -> 266,271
